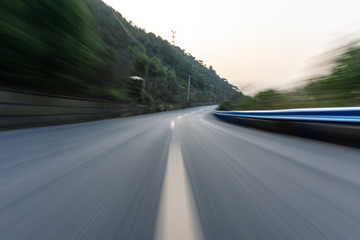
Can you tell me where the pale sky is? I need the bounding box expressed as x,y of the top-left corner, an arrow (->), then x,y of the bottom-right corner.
102,0 -> 360,95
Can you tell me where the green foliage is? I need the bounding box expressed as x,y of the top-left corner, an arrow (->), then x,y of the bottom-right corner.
130,46 -> 149,76
0,0 -> 108,95
89,0 -> 238,104
0,0 -> 237,104
219,43 -> 360,110
218,92 -> 250,110
218,101 -> 233,110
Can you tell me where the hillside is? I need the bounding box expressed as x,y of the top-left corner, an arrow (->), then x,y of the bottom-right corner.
0,0 -> 237,106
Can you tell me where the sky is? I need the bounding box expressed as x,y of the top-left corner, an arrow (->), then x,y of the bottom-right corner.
102,0 -> 360,95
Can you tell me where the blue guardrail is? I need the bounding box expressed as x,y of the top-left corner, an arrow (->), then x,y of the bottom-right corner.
214,107 -> 360,124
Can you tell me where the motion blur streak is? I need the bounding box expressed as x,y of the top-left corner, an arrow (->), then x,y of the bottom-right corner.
1,106 -> 360,240
155,120 -> 203,240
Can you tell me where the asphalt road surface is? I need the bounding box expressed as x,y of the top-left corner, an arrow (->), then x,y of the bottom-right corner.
1,106 -> 360,240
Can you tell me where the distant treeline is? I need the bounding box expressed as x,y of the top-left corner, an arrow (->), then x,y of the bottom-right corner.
0,0 -> 236,104
219,42 -> 360,110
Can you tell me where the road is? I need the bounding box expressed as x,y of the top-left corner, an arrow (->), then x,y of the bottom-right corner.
1,106 -> 360,240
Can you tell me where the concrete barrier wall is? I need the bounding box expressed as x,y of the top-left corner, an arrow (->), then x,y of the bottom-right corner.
0,89 -> 215,129
0,90 -> 146,129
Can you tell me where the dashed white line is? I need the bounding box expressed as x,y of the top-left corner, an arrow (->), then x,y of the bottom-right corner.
177,116 -> 182,119
170,121 -> 175,130
155,121 -> 203,240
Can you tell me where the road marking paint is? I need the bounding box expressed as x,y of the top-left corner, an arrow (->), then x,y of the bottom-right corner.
155,128 -> 203,240
177,116 -> 182,119
185,114 -> 189,116
170,121 -> 175,130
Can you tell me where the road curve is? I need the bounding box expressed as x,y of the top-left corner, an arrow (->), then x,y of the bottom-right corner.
0,106 -> 360,239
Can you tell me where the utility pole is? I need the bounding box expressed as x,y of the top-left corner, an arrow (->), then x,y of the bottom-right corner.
171,29 -> 176,45
187,74 -> 191,102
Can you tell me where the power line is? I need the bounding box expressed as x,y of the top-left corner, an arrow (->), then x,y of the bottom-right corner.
109,8 -> 141,45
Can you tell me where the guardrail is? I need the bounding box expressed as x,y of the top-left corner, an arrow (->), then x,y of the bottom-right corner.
213,107 -> 360,147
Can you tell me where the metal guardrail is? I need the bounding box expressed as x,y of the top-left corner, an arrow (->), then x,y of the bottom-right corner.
213,107 -> 360,147
214,107 -> 360,124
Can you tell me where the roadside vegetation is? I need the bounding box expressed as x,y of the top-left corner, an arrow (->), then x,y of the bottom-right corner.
219,41 -> 360,110
0,0 -> 236,105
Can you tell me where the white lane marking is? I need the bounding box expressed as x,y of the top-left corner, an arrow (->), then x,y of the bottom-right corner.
177,116 -> 182,119
155,128 -> 203,240
170,121 -> 175,130
185,114 -> 189,116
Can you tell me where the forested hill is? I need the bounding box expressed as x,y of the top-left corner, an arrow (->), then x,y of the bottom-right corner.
0,0 -> 237,105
